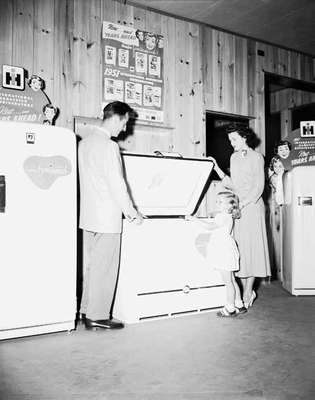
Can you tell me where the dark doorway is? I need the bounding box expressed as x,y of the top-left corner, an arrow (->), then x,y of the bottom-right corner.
206,112 -> 250,180
265,110 -> 281,168
292,103 -> 315,131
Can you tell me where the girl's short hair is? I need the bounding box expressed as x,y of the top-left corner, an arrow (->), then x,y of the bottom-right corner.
42,103 -> 57,114
217,191 -> 241,219
269,155 -> 281,172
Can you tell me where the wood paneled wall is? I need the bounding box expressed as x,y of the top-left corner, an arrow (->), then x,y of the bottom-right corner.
270,88 -> 315,114
1,0 -> 315,156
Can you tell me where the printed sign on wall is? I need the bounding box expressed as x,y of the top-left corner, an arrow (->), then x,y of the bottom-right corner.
102,21 -> 164,123
0,66 -> 58,125
284,121 -> 315,168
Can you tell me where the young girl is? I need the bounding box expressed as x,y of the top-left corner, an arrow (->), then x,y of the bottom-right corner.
187,191 -> 246,317
268,155 -> 285,205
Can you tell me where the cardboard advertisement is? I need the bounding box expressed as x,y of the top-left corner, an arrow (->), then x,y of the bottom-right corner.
102,21 -> 164,123
285,121 -> 315,169
0,66 -> 58,125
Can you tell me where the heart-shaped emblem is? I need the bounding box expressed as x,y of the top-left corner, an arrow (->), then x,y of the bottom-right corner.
23,156 -> 72,189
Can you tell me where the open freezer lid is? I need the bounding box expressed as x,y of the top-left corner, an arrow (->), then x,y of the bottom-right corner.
122,152 -> 214,216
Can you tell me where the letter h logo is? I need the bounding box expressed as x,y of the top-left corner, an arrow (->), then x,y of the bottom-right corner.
2,65 -> 25,90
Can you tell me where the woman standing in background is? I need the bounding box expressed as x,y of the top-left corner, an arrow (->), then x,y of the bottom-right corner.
209,123 -> 271,309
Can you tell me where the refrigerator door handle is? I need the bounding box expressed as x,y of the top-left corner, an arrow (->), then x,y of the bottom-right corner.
0,175 -> 5,213
298,196 -> 312,206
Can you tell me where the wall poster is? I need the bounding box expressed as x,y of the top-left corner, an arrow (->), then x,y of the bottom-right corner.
102,21 -> 164,123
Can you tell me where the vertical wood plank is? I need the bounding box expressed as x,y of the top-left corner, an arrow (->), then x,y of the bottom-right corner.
173,20 -> 203,157
53,0 -> 74,128
133,4 -> 146,31
301,55 -> 313,105
212,30 -> 224,112
235,37 -> 248,115
247,40 -> 256,118
161,14 -> 176,135
73,0 -> 102,118
86,0 -> 102,118
0,0 -> 13,65
278,48 -> 288,76
33,0 -> 55,99
12,0 -> 34,75
281,109 -> 292,139
191,22 -> 205,157
251,42 -> 266,152
174,19 -> 191,155
312,58 -> 315,104
223,32 -> 235,113
203,26 -> 214,111
72,0 -> 88,117
102,0 -> 117,24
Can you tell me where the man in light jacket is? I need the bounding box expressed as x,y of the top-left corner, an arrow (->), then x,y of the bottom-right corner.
79,101 -> 142,330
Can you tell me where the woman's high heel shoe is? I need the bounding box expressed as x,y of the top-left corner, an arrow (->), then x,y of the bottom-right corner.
244,290 -> 257,309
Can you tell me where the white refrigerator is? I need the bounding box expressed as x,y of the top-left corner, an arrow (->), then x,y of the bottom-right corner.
0,121 -> 77,340
113,152 -> 226,323
282,166 -> 315,295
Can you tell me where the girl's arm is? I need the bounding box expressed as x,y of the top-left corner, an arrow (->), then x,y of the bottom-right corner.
274,171 -> 284,205
185,215 -> 218,231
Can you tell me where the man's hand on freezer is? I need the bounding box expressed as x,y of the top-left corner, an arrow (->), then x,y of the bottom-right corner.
126,212 -> 145,225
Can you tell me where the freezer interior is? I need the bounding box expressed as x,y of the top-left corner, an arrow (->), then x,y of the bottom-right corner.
122,152 -> 214,216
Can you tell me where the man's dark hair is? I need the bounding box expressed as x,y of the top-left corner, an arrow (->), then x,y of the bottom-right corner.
102,101 -> 133,121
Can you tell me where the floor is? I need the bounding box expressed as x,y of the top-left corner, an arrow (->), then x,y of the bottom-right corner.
0,281 -> 314,400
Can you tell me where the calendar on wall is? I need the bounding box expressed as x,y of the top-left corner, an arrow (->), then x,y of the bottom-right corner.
102,21 -> 164,123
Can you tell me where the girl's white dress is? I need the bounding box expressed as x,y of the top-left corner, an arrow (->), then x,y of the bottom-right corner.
206,213 -> 239,271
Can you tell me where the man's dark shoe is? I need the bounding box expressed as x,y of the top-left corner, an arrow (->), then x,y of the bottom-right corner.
76,313 -> 86,323
84,318 -> 124,330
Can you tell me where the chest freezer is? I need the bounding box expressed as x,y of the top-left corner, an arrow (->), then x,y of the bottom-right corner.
0,121 -> 77,340
282,166 -> 315,295
113,152 -> 226,323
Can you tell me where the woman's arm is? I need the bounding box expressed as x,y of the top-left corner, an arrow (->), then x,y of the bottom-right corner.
207,156 -> 234,189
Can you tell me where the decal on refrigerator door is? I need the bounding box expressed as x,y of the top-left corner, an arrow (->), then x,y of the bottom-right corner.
23,156 -> 72,189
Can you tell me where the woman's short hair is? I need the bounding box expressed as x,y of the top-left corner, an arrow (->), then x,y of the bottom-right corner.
217,191 -> 241,219
274,140 -> 292,153
28,74 -> 44,88
225,123 -> 260,149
